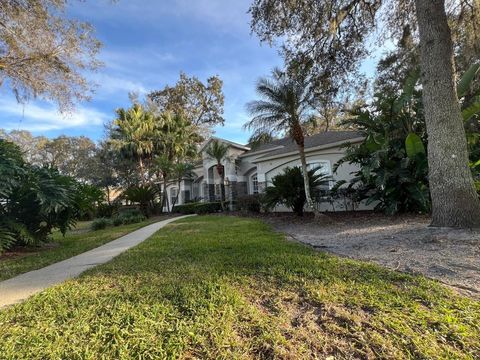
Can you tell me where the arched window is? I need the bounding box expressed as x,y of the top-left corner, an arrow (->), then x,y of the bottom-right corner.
251,173 -> 259,194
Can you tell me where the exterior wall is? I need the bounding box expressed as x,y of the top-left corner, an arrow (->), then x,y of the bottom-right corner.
254,145 -> 372,212
167,137 -> 371,213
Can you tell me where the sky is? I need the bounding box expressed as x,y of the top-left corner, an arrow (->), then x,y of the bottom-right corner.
0,1 -> 379,144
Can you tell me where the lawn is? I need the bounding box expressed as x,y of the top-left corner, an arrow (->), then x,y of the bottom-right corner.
0,216 -> 478,359
0,218 -> 163,282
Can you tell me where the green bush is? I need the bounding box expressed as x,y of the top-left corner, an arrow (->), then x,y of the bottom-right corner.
264,166 -> 330,216
122,185 -> 158,217
118,208 -> 143,217
173,202 -> 222,215
120,214 -> 146,225
236,194 -> 263,213
75,184 -> 105,220
0,140 -> 83,252
91,218 -> 112,231
173,203 -> 198,214
96,202 -> 119,218
112,209 -> 146,226
112,217 -> 123,226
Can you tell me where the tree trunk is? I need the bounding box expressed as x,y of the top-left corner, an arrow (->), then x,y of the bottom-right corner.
291,120 -> 324,218
139,157 -> 145,185
297,143 -> 319,216
217,163 -> 226,210
171,179 -> 182,213
105,185 -> 111,205
415,0 -> 480,228
162,176 -> 169,212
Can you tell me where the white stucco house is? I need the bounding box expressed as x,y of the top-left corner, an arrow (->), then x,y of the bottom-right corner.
165,131 -> 366,212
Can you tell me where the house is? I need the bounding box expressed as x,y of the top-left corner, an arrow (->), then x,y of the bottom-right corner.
165,131 -> 366,212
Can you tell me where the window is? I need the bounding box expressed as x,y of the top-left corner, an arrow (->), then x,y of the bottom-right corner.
251,174 -> 259,194
215,184 -> 221,199
170,188 -> 177,206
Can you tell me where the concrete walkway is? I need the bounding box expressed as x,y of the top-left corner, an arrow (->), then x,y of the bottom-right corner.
0,215 -> 193,308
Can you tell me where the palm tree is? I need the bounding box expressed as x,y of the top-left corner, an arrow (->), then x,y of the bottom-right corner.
154,154 -> 174,212
153,112 -> 201,211
110,104 -> 155,184
205,140 -> 229,205
244,68 -> 321,217
155,112 -> 200,161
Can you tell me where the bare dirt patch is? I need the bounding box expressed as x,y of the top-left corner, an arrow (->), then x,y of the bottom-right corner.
257,212 -> 480,297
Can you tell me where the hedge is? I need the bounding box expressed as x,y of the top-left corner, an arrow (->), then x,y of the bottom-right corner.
173,202 -> 222,215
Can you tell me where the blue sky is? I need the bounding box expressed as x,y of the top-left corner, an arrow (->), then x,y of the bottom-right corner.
0,0 -> 284,144
0,1 -> 380,144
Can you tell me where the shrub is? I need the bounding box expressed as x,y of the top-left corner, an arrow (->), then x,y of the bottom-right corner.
0,140 -> 82,252
122,185 -> 158,217
173,202 -> 222,215
173,203 -> 198,214
118,208 -> 143,217
112,217 -> 123,226
236,194 -> 263,213
335,86 -> 430,215
264,166 -> 330,216
112,208 -> 146,226
91,218 -> 112,231
195,202 -> 222,214
96,202 -> 119,218
75,184 -> 105,220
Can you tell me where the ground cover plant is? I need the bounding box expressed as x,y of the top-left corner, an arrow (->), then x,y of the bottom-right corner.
0,218 -> 158,282
0,216 -> 478,359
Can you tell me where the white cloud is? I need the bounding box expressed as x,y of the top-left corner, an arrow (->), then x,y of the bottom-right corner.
0,98 -> 110,132
90,72 -> 148,97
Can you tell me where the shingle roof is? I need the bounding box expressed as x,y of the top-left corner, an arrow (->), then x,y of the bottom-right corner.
246,137 -> 294,153
248,131 -> 362,159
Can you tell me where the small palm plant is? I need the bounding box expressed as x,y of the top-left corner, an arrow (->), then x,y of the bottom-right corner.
264,166 -> 331,216
122,185 -> 158,217
205,140 -> 229,205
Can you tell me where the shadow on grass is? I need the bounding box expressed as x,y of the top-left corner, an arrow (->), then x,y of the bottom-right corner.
1,216 -> 479,359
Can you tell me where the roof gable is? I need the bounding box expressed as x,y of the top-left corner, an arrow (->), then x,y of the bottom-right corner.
200,137 -> 250,153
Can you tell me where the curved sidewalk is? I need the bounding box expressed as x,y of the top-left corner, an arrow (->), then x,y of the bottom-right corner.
0,215 -> 193,308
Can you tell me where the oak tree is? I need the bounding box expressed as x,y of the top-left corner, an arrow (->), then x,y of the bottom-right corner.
249,0 -> 480,228
0,0 -> 102,112
148,72 -> 225,129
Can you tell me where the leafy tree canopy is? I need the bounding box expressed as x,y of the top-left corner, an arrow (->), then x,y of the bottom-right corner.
0,0 -> 102,112
148,72 -> 225,129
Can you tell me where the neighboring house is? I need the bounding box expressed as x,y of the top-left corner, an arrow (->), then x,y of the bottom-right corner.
165,131 -> 367,212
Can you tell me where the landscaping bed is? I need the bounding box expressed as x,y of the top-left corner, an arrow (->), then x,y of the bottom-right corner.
259,212 -> 480,297
0,216 -> 478,359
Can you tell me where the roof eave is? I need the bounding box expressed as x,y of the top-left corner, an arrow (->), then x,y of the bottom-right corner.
238,145 -> 286,158
252,137 -> 364,162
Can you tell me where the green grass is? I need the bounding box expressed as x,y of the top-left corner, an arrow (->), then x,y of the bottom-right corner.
0,216 -> 478,359
0,218 -> 161,282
